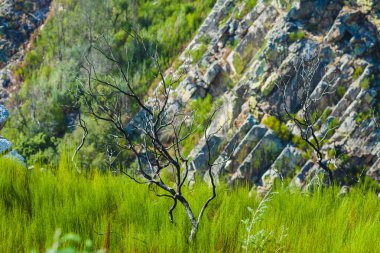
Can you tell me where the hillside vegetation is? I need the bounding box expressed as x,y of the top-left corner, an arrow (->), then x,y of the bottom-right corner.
0,158 -> 379,253
0,0 -> 379,252
3,0 -> 216,166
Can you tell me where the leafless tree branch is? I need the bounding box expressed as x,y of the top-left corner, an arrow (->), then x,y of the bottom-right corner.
73,30 -> 221,241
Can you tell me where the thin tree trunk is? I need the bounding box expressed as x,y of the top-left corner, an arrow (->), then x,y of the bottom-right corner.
178,196 -> 198,241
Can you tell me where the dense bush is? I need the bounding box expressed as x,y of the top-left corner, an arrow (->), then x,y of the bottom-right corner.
262,115 -> 291,142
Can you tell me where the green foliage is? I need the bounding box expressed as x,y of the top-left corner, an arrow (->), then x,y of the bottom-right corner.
261,78 -> 277,96
327,148 -> 336,159
277,0 -> 294,11
198,35 -> 212,45
262,116 -> 291,142
0,158 -> 379,252
16,132 -> 58,166
292,135 -> 308,150
321,108 -> 332,123
233,53 -> 245,74
361,175 -> 380,192
218,12 -> 231,28
222,71 -> 235,90
227,38 -> 239,49
288,30 -> 305,43
262,115 -> 316,151
329,117 -> 340,129
355,110 -> 371,124
353,66 -> 363,80
6,0 -> 216,166
360,78 -> 370,89
190,44 -> 208,63
246,0 -> 258,9
235,0 -> 257,20
242,191 -> 286,252
182,95 -> 213,156
359,75 -> 374,89
32,230 -> 98,253
336,86 -> 347,99
113,30 -> 127,47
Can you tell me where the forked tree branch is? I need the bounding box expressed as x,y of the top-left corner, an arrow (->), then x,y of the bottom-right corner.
73,30 -> 225,241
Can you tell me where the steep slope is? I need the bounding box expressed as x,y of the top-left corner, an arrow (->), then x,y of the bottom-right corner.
142,0 -> 380,190
2,0 -> 379,189
2,0 -> 217,166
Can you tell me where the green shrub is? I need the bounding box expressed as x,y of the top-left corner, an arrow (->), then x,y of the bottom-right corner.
292,135 -> 308,150
353,66 -> 363,80
198,35 -> 212,44
15,132 -> 58,166
235,0 -> 257,20
262,116 -> 291,142
233,53 -> 245,74
321,108 -> 332,123
288,30 -> 306,43
327,149 -> 336,159
113,30 -> 127,46
355,111 -> 371,124
359,75 -> 374,90
191,44 -> 208,63
336,86 -> 346,98
246,0 -> 258,10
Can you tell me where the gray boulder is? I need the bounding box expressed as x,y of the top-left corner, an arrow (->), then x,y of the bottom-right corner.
204,62 -> 222,85
0,138 -> 12,155
4,150 -> 27,167
0,105 -> 9,130
0,105 -> 26,166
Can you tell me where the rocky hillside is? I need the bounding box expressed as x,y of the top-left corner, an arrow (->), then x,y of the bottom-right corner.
1,0 -> 379,192
0,0 -> 51,102
141,0 -> 380,191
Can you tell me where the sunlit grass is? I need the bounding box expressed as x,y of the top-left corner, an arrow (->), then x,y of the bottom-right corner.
0,158 -> 379,252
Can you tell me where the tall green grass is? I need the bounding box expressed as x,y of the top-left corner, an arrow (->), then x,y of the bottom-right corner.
0,158 -> 379,252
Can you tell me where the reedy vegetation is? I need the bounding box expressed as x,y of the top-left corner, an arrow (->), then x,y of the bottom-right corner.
0,158 -> 379,253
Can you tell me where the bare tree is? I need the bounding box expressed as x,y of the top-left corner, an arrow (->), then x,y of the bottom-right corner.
74,31 -> 223,241
276,54 -> 338,184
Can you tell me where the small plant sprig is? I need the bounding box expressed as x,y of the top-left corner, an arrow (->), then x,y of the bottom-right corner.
241,190 -> 281,253
32,229 -> 104,253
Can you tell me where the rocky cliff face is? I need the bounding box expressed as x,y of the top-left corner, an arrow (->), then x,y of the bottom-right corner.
145,0 -> 380,190
0,0 -> 51,102
1,0 -> 379,188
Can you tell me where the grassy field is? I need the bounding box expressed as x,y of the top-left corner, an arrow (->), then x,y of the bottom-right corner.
0,158 -> 379,253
